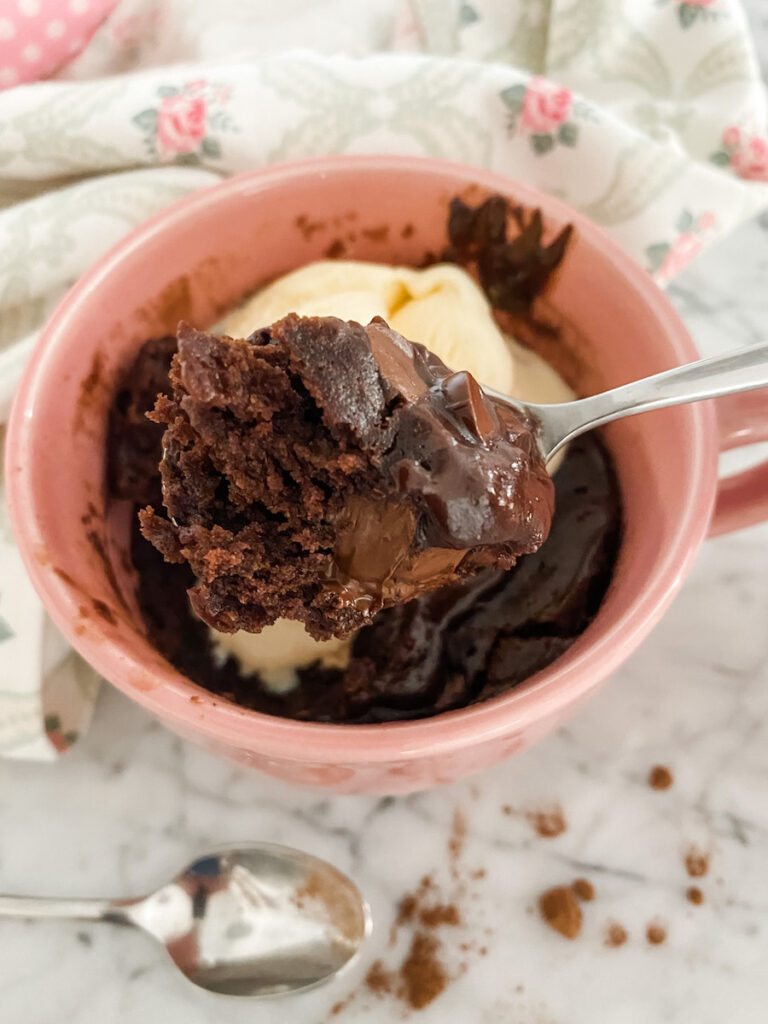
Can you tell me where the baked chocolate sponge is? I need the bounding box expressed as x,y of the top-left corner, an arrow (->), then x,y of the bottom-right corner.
140,315 -> 554,639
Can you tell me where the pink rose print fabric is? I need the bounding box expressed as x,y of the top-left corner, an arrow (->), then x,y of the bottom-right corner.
156,90 -> 206,156
0,0 -> 117,90
712,127 -> 768,182
520,78 -> 572,135
501,77 -> 579,154
132,79 -> 233,163
646,210 -> 719,284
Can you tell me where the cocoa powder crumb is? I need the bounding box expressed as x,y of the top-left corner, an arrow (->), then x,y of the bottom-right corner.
538,886 -> 582,939
605,922 -> 628,947
448,808 -> 467,873
648,765 -> 674,790
646,922 -> 667,945
399,932 -> 447,1010
365,960 -> 393,997
471,868 -> 486,880
329,993 -> 354,1016
686,886 -> 704,905
527,806 -> 567,838
684,847 -> 710,878
572,878 -> 595,902
397,893 -> 418,926
502,804 -> 513,816
419,904 -> 460,928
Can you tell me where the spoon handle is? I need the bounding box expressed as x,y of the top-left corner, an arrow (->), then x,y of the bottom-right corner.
0,895 -> 131,923
533,341 -> 768,459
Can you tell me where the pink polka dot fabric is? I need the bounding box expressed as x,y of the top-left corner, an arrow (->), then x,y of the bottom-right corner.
0,0 -> 118,90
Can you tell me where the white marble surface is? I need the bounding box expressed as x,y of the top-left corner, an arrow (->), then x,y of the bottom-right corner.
3,9 -> 768,1024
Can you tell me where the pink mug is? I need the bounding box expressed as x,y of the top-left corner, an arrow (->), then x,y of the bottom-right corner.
6,156 -> 768,794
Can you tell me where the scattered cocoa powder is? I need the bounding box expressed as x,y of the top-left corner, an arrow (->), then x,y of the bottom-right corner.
604,922 -> 628,948
572,878 -> 595,902
646,922 -> 667,945
527,806 -> 567,838
396,894 -> 418,928
538,886 -> 582,939
329,994 -> 354,1016
502,804 -> 513,816
684,847 -> 710,878
686,886 -> 704,905
448,808 -> 467,875
364,935 -> 448,1012
399,932 -> 448,1010
419,904 -> 461,928
471,868 -> 486,881
333,807 -> 485,1017
401,223 -> 415,238
365,960 -> 392,998
648,765 -> 674,790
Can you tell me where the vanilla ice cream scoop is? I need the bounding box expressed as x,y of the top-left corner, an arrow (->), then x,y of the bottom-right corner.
214,259 -> 574,680
221,261 -> 573,408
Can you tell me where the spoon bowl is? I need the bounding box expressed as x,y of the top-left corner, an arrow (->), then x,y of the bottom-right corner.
0,843 -> 370,997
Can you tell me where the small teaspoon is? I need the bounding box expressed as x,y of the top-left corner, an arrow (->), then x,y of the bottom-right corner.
0,844 -> 370,997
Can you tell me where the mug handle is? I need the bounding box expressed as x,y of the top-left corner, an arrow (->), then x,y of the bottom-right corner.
708,389 -> 768,537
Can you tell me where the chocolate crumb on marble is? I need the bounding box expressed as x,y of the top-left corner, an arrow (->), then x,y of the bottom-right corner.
648,765 -> 674,790
646,922 -> 667,945
527,806 -> 567,838
684,848 -> 710,878
538,885 -> 582,939
605,922 -> 628,948
686,886 -> 704,905
572,878 -> 595,902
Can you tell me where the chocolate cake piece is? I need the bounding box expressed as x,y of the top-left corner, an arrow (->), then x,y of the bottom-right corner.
140,314 -> 554,640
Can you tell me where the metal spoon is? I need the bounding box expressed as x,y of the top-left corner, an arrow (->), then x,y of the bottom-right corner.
0,844 -> 370,997
484,341 -> 768,462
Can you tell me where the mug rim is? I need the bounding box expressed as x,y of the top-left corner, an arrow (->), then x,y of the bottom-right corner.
5,153 -> 718,764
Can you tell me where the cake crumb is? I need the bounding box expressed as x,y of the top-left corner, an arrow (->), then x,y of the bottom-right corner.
684,847 -> 709,878
572,878 -> 595,902
538,886 -> 582,939
686,886 -> 704,905
648,765 -> 674,790
646,922 -> 667,945
605,922 -> 628,947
